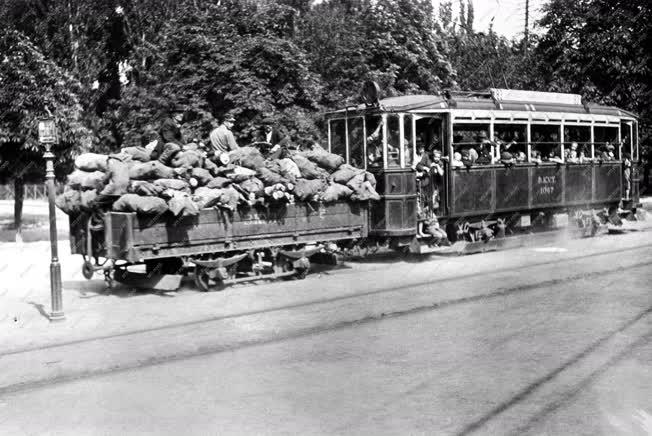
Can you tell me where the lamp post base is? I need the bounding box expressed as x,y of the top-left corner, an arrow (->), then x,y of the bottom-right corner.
49,311 -> 66,322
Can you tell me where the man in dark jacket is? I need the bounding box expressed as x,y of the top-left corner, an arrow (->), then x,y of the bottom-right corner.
152,106 -> 185,164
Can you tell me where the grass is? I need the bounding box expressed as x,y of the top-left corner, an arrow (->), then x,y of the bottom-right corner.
0,208 -> 68,243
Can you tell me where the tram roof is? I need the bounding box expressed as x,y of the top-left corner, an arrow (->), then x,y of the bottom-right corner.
327,91 -> 637,120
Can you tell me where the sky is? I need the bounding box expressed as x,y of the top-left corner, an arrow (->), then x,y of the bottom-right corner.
434,0 -> 547,39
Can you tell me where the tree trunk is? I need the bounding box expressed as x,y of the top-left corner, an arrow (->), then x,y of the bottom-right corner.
14,176 -> 24,243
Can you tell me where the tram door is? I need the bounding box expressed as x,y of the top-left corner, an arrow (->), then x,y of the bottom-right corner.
414,115 -> 446,217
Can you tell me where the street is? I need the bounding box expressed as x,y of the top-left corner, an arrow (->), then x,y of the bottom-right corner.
1,229 -> 651,435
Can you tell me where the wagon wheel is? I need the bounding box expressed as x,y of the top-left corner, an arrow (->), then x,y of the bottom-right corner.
81,258 -> 95,280
194,266 -> 226,292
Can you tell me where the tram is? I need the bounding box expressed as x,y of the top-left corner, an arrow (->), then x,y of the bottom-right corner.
72,87 -> 641,290
325,86 -> 640,250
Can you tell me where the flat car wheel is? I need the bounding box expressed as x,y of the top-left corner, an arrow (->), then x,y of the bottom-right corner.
194,266 -> 225,292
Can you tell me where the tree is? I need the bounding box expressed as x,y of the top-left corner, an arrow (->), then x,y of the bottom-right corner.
536,0 -> 651,132
0,29 -> 90,240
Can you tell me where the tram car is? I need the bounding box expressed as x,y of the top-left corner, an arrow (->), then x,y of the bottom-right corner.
71,87 -> 640,290
325,86 -> 640,251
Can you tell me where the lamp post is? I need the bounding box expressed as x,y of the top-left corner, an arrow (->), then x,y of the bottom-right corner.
38,118 -> 65,322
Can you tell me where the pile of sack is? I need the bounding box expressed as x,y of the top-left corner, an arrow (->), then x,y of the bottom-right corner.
56,142 -> 380,218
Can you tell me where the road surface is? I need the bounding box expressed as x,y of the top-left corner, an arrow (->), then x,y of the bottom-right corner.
1,230 -> 651,435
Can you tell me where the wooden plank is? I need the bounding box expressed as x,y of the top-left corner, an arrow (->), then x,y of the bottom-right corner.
495,166 -> 529,210
594,163 -> 622,202
565,164 -> 594,204
452,169 -> 493,214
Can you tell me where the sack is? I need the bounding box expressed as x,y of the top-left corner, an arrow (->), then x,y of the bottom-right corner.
331,164 -> 361,184
100,154 -> 132,195
156,142 -> 182,165
364,171 -> 376,189
167,193 -> 200,217
293,178 -> 327,201
193,187 -> 223,209
228,147 -> 265,170
217,186 -> 242,210
80,189 -> 98,211
75,153 -> 108,172
129,161 -> 176,180
321,182 -> 352,202
55,189 -> 82,215
301,145 -> 345,171
171,150 -> 203,168
121,146 -> 152,162
257,167 -> 288,185
225,165 -> 257,183
153,178 -> 190,192
347,173 -> 380,201
67,170 -> 106,191
278,158 -> 301,180
291,154 -> 329,180
113,194 -> 168,215
206,176 -> 232,189
189,167 -> 213,186
239,177 -> 264,195
203,157 -> 219,175
128,180 -> 165,197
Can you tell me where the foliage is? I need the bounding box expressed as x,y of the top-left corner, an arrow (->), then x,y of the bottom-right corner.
536,0 -> 651,133
0,29 -> 91,182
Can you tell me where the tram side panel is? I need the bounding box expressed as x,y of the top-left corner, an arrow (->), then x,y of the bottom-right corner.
448,163 -> 623,219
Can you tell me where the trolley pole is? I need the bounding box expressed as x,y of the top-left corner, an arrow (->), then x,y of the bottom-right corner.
39,118 -> 65,322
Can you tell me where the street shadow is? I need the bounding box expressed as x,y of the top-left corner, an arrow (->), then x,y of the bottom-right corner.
63,279 -> 183,299
26,301 -> 51,321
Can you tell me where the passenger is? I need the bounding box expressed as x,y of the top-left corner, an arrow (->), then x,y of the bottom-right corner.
475,131 -> 493,164
566,142 -> 579,163
578,150 -> 592,164
423,214 -> 449,246
451,152 -> 464,168
516,151 -> 527,163
545,149 -> 564,164
209,114 -> 240,159
623,152 -> 632,198
500,140 -> 516,166
460,148 -> 478,167
414,143 -> 432,178
600,143 -> 616,161
431,150 -> 445,210
530,149 -> 543,165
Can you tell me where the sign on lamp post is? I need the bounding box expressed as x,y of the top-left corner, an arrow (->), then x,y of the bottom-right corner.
38,118 -> 65,322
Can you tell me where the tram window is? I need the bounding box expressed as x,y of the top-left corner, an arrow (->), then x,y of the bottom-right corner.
594,126 -> 619,160
366,115 -> 384,168
563,125 -> 591,163
415,117 -> 443,156
620,121 -> 633,162
531,124 -> 562,163
404,116 -> 414,167
453,123 -> 491,165
494,124 -> 527,163
330,119 -> 346,158
348,117 -> 365,168
386,115 -> 401,167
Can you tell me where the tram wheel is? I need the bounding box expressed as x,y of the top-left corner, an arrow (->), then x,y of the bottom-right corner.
194,266 -> 225,292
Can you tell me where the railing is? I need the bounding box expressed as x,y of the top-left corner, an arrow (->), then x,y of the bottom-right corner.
0,184 -> 63,200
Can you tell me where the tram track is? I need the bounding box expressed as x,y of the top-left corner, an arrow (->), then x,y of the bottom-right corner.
1,242 -> 652,397
3,241 -> 652,361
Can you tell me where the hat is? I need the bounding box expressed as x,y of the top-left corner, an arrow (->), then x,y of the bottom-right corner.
606,144 -> 615,150
571,142 -> 578,150
475,131 -> 489,140
222,114 -> 236,123
261,117 -> 274,125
